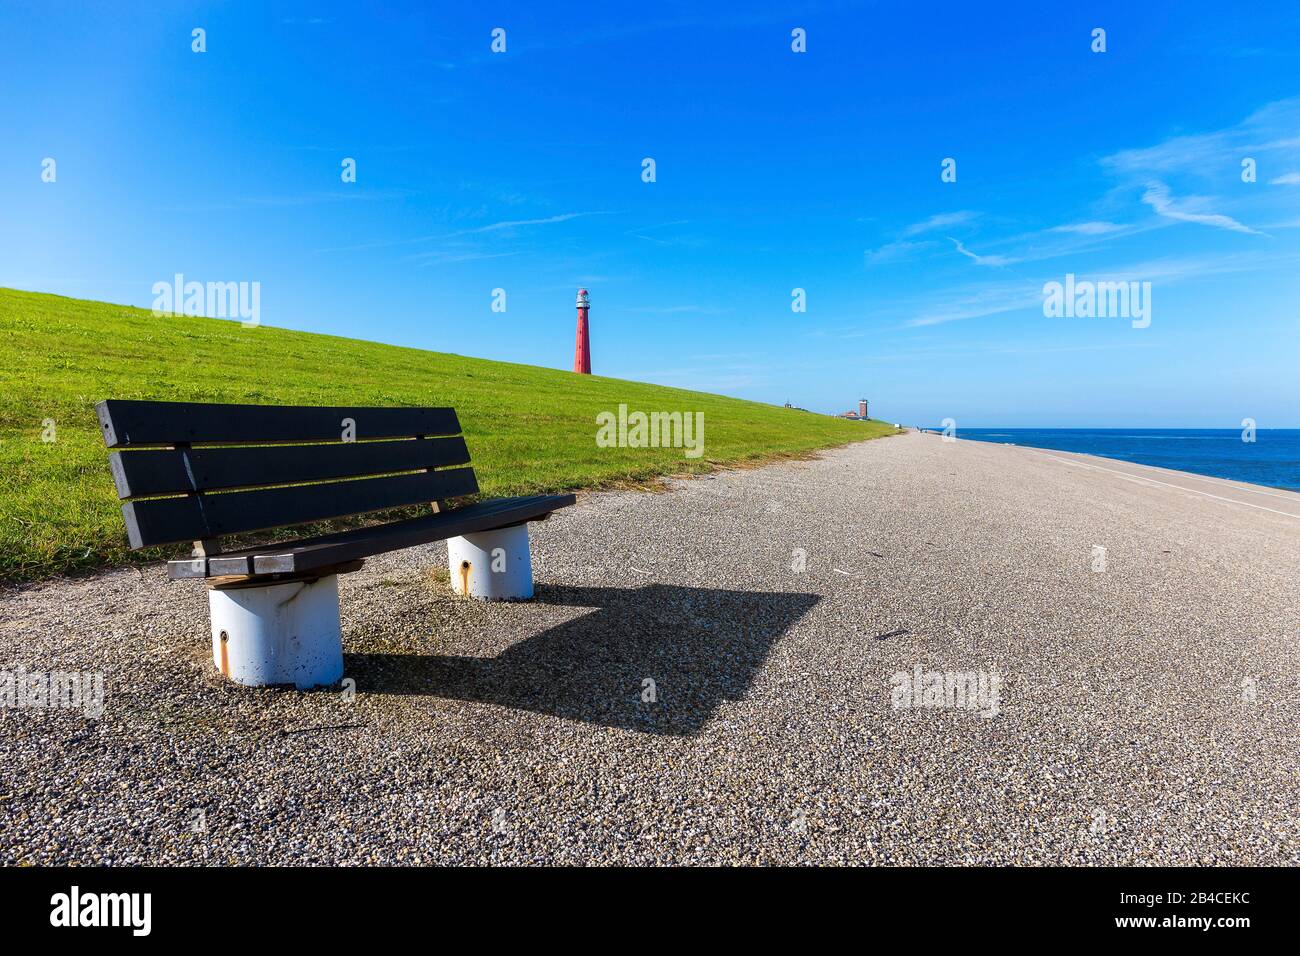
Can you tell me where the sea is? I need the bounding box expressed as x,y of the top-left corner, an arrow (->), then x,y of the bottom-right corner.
947,428 -> 1300,493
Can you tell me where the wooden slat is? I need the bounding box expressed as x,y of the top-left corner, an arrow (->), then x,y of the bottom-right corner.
219,494 -> 572,577
204,560 -> 366,590
122,467 -> 479,549
97,400 -> 461,448
182,495 -> 576,578
108,436 -> 471,498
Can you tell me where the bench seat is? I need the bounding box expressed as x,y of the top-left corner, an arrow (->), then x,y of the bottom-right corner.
96,399 -> 578,688
174,493 -> 575,579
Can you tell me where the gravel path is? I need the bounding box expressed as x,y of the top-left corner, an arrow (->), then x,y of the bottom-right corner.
2,431 -> 1296,865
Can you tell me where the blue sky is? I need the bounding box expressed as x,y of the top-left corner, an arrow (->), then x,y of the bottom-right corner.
3,0 -> 1299,426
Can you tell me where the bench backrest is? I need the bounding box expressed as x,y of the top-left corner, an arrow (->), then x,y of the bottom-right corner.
97,400 -> 477,551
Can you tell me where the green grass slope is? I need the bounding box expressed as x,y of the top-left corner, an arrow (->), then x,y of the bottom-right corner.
0,288 -> 896,583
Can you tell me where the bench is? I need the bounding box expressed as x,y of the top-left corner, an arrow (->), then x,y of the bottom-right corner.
97,399 -> 575,689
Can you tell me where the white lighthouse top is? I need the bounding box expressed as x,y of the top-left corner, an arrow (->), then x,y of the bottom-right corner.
576,288 -> 590,308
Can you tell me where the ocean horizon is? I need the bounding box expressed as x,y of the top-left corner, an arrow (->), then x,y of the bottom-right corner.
945,428 -> 1300,493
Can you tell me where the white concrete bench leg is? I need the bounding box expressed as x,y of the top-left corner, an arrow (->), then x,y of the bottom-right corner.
208,575 -> 344,689
446,524 -> 534,600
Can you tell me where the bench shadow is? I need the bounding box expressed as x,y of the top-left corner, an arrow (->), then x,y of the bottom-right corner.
346,583 -> 819,736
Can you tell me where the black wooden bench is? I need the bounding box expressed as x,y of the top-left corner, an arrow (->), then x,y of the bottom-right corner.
97,399 -> 575,580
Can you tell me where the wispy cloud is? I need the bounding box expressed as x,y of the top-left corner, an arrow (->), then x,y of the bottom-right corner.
403,250 -> 521,268
316,209 -> 616,254
903,210 -> 980,236
1140,182 -> 1266,236
865,239 -> 936,265
1095,97 -> 1300,241
1065,250 -> 1295,283
626,220 -> 703,247
906,280 -> 1042,327
948,237 -> 1019,267
1049,221 -> 1125,235
1102,97 -> 1300,179
452,211 -> 615,235
900,249 -> 1300,328
870,215 -> 1137,270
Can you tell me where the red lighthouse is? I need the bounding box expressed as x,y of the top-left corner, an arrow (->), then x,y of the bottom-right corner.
573,288 -> 591,374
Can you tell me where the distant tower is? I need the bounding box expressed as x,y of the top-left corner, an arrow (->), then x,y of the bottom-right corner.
858,398 -> 868,419
573,288 -> 591,374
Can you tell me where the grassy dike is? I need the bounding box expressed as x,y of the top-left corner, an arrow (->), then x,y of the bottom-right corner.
0,288 -> 896,583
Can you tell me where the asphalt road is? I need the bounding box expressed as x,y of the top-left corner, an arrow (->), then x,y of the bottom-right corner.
1,431 -> 1296,864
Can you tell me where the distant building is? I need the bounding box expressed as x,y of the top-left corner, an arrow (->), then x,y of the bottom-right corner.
836,398 -> 869,420
573,289 -> 591,374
